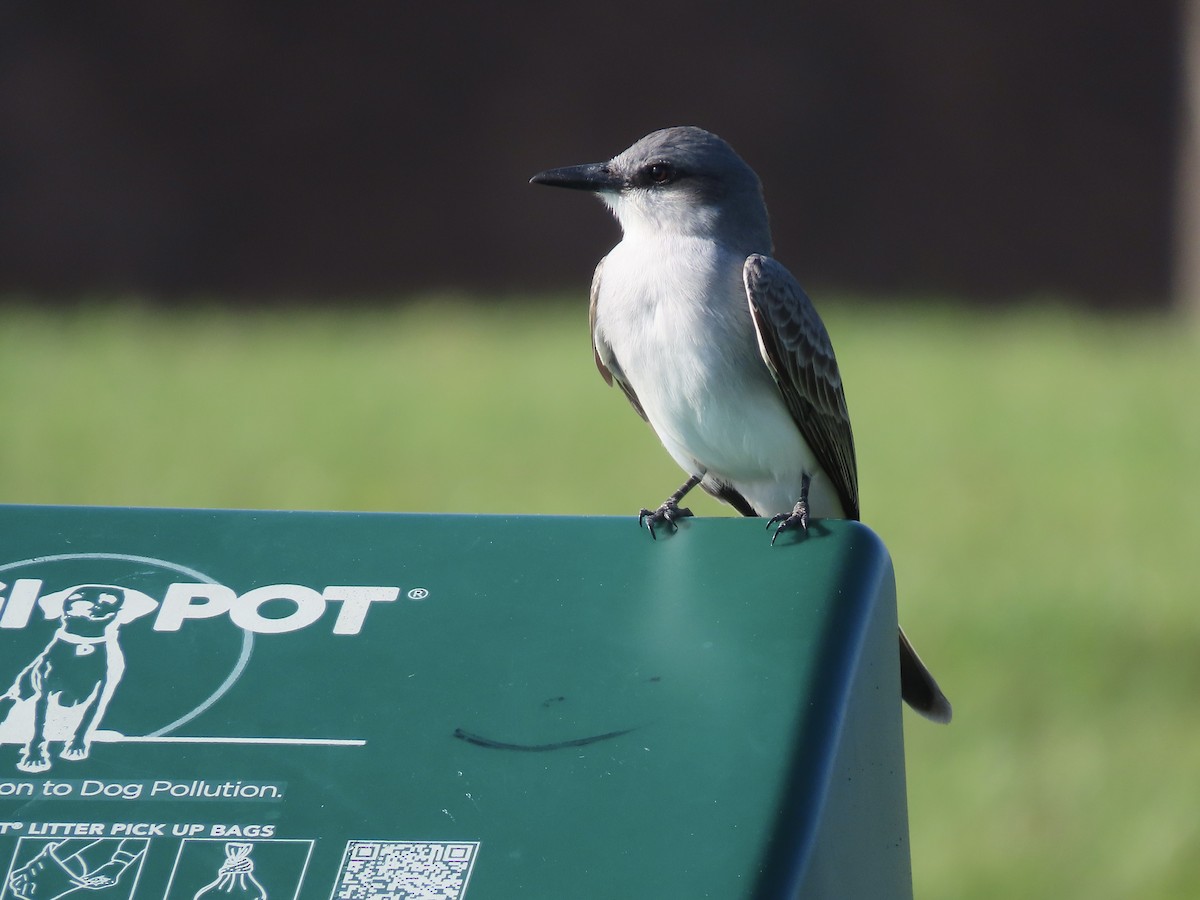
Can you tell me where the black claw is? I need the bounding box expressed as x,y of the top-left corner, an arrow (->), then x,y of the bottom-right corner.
767,501 -> 808,546
639,476 -> 702,541
638,501 -> 693,540
638,507 -> 659,540
768,475 -> 813,546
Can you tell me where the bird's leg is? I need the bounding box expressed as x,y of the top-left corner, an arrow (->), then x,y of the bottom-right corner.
639,473 -> 702,540
767,472 -> 812,545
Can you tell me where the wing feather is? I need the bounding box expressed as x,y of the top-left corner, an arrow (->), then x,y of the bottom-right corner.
743,254 -> 859,519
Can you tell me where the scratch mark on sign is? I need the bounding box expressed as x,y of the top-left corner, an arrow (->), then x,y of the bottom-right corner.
452,726 -> 635,752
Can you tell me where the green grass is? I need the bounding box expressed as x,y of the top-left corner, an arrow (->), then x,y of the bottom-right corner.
0,298 -> 1196,898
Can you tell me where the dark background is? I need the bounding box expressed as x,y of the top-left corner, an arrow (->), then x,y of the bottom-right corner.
0,2 -> 1181,306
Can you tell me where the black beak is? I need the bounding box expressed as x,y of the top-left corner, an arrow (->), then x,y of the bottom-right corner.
529,163 -> 623,192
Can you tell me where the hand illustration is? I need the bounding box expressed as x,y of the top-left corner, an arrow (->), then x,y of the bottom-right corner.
7,839 -> 145,900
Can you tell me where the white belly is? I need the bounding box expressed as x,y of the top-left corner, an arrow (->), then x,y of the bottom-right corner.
594,238 -> 845,519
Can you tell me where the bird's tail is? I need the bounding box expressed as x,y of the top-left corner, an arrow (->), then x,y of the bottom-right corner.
899,627 -> 952,723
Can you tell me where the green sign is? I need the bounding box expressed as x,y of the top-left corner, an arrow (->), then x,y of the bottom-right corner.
0,506 -> 911,899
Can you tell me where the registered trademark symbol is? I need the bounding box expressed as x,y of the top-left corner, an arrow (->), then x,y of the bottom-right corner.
407,587 -> 429,600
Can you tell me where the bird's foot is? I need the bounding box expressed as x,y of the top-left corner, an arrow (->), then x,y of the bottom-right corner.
766,499 -> 808,545
638,499 -> 693,540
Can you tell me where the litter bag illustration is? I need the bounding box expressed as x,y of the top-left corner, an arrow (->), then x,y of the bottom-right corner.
192,844 -> 267,900
163,840 -> 311,900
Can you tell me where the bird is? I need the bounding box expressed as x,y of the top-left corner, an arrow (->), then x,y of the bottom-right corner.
530,126 -> 951,723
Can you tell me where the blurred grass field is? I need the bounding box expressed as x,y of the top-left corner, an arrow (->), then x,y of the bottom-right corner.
0,298 -> 1196,898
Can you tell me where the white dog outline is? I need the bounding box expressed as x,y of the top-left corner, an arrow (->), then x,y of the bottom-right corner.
0,584 -> 157,772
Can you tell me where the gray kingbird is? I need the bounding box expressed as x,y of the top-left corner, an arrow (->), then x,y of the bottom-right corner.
531,126 -> 951,723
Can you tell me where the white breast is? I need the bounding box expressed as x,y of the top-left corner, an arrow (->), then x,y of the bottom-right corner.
594,236 -> 836,517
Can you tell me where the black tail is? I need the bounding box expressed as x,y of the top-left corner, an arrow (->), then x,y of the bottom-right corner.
899,628 -> 952,723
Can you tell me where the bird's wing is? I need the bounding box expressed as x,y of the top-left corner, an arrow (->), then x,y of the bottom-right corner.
590,256 -> 648,421
743,254 -> 859,519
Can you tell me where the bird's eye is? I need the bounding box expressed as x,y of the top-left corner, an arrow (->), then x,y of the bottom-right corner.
646,162 -> 676,185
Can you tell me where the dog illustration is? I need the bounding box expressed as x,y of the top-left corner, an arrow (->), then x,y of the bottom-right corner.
0,584 -> 157,773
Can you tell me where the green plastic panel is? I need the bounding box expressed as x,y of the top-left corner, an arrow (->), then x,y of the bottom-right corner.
0,506 -> 911,899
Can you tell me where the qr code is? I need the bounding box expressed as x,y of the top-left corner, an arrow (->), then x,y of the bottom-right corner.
332,841 -> 479,900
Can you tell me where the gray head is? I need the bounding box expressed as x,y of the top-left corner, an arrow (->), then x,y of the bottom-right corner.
531,126 -> 773,254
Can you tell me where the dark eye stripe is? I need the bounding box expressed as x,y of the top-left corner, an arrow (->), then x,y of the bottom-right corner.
635,161 -> 680,187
